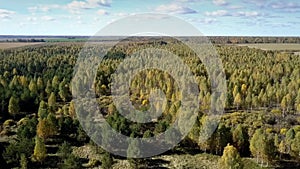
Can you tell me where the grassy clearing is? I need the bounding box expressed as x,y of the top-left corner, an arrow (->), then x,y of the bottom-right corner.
0,42 -> 44,49
237,43 -> 300,51
110,153 -> 267,169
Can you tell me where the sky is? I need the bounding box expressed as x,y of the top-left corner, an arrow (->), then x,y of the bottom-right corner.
0,0 -> 300,36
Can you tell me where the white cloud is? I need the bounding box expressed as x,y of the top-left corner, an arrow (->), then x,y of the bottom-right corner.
28,5 -> 60,13
200,18 -> 217,24
271,2 -> 300,12
212,0 -> 228,6
155,4 -> 197,14
271,2 -> 300,9
67,1 -> 91,10
176,0 -> 204,2
205,10 -> 229,17
97,9 -> 109,15
204,10 -> 263,18
28,0 -> 111,14
88,0 -> 111,7
41,16 -> 55,21
66,0 -> 111,11
228,5 -> 243,9
0,9 -> 15,19
243,0 -> 268,8
235,11 -> 262,17
187,18 -> 217,24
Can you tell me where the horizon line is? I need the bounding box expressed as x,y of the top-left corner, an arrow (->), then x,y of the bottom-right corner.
1,35 -> 300,38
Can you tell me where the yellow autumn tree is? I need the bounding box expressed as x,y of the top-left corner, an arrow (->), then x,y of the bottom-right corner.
219,144 -> 243,169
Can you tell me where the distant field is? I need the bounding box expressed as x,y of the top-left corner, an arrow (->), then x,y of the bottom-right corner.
237,43 -> 300,51
0,42 -> 44,49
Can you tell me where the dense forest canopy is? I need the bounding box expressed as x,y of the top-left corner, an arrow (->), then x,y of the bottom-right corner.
0,37 -> 299,168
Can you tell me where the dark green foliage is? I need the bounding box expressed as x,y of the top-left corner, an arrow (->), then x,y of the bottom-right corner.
232,124 -> 249,156
17,116 -> 38,139
101,152 -> 113,169
250,129 -> 276,166
58,141 -> 72,160
60,154 -> 81,169
57,141 -> 81,169
3,137 -> 35,165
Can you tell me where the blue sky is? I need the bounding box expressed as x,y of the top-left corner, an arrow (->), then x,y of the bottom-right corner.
0,0 -> 300,36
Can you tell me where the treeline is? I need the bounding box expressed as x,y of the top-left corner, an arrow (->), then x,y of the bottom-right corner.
1,39 -> 46,43
209,36 -> 300,44
2,36 -> 300,44
0,39 -> 299,168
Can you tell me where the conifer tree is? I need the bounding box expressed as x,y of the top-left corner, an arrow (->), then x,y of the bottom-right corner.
33,137 -> 47,163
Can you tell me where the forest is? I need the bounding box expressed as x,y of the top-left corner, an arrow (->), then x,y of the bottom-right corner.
0,37 -> 299,169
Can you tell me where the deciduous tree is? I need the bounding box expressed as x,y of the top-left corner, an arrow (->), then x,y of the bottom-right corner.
219,144 -> 243,169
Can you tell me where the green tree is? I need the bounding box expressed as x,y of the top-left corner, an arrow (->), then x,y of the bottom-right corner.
28,79 -> 38,98
59,78 -> 69,102
250,129 -> 276,166
101,152 -> 113,169
232,124 -> 248,155
37,77 -> 44,91
20,153 -> 28,169
48,92 -> 56,111
281,96 -> 288,117
250,128 -> 263,163
33,136 -> 47,163
261,134 -> 276,166
58,141 -> 72,161
291,132 -> 300,157
215,124 -> 231,155
61,154 -> 81,169
286,128 -> 295,154
52,75 -> 60,93
219,144 -> 243,169
45,80 -> 52,96
3,137 -> 34,165
38,101 -> 48,119
8,96 -> 20,118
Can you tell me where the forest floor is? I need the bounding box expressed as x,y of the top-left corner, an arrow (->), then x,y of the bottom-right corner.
73,144 -> 266,169
110,153 -> 265,169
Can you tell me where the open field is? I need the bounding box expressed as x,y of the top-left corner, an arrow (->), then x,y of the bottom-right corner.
111,154 -> 265,169
237,43 -> 300,51
0,42 -> 45,49
73,144 -> 265,169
